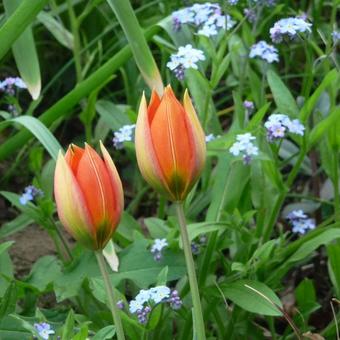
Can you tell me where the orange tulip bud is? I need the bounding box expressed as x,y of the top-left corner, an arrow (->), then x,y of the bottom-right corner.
135,85 -> 206,201
54,142 -> 124,250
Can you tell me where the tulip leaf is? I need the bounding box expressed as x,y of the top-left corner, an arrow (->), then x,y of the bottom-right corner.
3,0 -> 41,100
105,0 -> 163,94
37,11 -> 74,50
4,116 -> 62,160
0,0 -> 48,61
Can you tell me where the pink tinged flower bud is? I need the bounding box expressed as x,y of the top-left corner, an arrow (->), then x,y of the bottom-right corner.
54,142 -> 124,250
135,85 -> 206,201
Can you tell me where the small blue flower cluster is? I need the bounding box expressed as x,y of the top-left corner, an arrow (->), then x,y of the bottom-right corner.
0,77 -> 26,95
150,238 -> 168,261
264,114 -> 305,142
34,322 -> 55,340
270,17 -> 312,43
19,185 -> 44,205
249,41 -> 279,63
129,286 -> 182,324
167,44 -> 205,80
172,3 -> 236,37
332,31 -> 340,45
191,234 -> 207,255
230,133 -> 259,165
286,210 -> 316,234
112,124 -> 136,149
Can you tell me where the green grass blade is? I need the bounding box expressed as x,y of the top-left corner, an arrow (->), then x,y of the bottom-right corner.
106,0 -> 163,94
3,0 -> 41,100
0,26 -> 160,162
0,0 -> 48,61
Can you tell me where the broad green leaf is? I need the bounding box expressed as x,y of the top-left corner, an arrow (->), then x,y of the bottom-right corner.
0,0 -> 48,61
37,11 -> 74,50
295,279 -> 320,317
0,248 -> 13,297
61,310 -> 75,340
207,158 -> 250,220
308,107 -> 340,148
247,103 -> 271,130
0,214 -> 33,238
300,69 -> 338,122
185,68 -> 218,130
0,242 -> 14,256
0,191 -> 45,225
92,326 -> 116,340
0,282 -> 17,319
106,0 -> 163,94
5,116 -> 62,160
288,229 -> 340,263
267,70 -> 299,117
25,255 -> 62,292
95,100 -> 131,130
144,217 -> 170,239
279,139 -> 312,175
222,280 -> 283,316
0,315 -> 32,339
54,250 -> 99,301
327,244 -> 340,298
4,0 -> 41,99
185,222 -> 232,244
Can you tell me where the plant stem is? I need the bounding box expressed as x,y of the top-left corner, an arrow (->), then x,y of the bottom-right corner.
333,148 -> 340,222
175,203 -> 206,340
95,251 -> 125,340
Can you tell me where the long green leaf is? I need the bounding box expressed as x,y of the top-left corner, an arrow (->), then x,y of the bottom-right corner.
3,0 -> 41,100
300,69 -> 338,122
37,11 -> 74,50
0,0 -> 48,61
106,0 -> 163,94
0,26 -> 160,162
6,116 -> 62,160
308,107 -> 340,148
267,70 -> 299,117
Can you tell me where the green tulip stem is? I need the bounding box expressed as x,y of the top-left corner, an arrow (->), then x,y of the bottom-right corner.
95,251 -> 125,340
175,202 -> 206,340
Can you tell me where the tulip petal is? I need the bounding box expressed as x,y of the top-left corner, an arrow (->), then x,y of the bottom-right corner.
100,141 -> 124,224
75,144 -> 116,241
54,151 -> 94,248
135,93 -> 173,198
150,86 -> 192,200
183,89 -> 206,185
148,89 -> 161,123
65,144 -> 85,173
